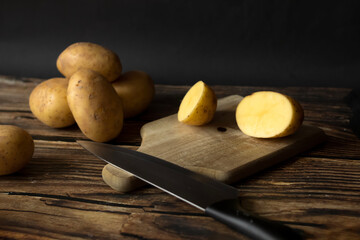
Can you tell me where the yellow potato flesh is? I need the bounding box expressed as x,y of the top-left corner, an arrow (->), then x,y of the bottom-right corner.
236,91 -> 304,138
178,81 -> 217,125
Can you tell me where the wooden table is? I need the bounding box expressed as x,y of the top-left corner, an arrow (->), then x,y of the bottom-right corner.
0,75 -> 359,240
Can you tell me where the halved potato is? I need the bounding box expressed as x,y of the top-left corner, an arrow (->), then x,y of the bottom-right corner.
178,81 -> 217,125
236,91 -> 304,138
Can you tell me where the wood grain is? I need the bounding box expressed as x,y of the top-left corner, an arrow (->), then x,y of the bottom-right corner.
0,75 -> 359,240
103,95 -> 326,192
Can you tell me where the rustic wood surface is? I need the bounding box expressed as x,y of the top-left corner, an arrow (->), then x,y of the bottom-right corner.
102,95 -> 326,193
0,75 -> 359,240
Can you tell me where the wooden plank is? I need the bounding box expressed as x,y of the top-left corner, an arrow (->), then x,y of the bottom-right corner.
0,75 -> 359,239
0,194 -> 136,240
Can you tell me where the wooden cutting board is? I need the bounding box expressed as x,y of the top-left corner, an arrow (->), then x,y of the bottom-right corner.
102,95 -> 326,192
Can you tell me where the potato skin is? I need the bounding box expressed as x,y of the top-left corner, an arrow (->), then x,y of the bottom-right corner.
276,95 -> 304,137
0,125 -> 34,176
57,42 -> 122,82
29,77 -> 75,128
189,84 -> 217,125
112,71 -> 155,118
67,69 -> 124,142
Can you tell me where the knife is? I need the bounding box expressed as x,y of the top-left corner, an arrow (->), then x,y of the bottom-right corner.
77,140 -> 303,240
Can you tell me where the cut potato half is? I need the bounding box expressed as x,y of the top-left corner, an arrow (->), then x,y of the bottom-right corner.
178,81 -> 217,125
236,91 -> 304,138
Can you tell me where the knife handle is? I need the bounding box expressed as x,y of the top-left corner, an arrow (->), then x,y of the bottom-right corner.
205,198 -> 303,240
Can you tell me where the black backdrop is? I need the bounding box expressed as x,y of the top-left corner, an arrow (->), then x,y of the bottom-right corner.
1,0 -> 359,87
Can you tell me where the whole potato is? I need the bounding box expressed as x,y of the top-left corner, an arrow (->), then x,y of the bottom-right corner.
29,77 -> 75,128
67,69 -> 124,142
0,125 -> 34,176
112,71 -> 155,118
57,42 -> 122,82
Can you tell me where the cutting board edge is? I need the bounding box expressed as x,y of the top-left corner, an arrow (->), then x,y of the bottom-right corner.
101,125 -> 326,192
102,93 -> 327,193
221,126 -> 327,183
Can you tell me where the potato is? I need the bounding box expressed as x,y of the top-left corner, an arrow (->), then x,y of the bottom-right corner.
236,91 -> 304,138
29,77 -> 75,128
178,81 -> 217,125
57,42 -> 122,82
112,71 -> 155,118
67,69 -> 124,142
0,125 -> 34,176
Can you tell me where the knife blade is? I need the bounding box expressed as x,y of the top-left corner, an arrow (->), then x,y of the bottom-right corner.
77,140 -> 303,240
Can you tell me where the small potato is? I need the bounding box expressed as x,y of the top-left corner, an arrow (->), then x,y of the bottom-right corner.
67,69 -> 124,142
178,81 -> 217,125
112,71 -> 155,118
29,77 -> 75,128
0,125 -> 34,176
236,91 -> 304,138
57,42 -> 122,82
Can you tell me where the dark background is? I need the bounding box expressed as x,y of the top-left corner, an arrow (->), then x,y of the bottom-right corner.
0,0 -> 359,87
